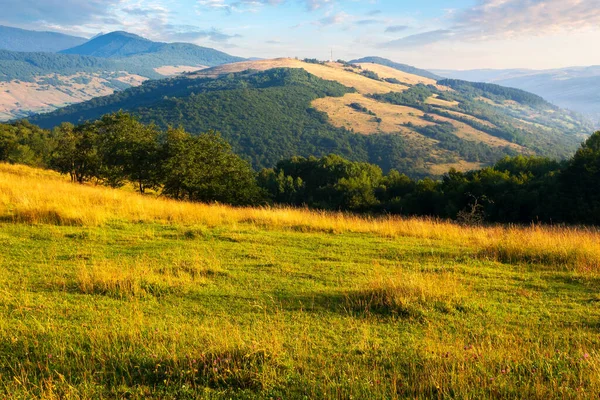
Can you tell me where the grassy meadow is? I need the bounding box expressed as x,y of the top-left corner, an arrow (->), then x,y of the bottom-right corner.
1,162 -> 600,399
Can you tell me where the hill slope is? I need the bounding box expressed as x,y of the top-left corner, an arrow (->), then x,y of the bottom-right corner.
435,66 -> 600,126
1,162 -> 600,398
0,31 -> 245,121
27,59 -> 593,175
0,25 -> 87,52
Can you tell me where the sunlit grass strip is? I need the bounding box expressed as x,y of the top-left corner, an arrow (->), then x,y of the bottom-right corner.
1,162 -> 600,271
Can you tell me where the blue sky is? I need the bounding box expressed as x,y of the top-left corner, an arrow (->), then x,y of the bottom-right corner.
2,0 -> 600,69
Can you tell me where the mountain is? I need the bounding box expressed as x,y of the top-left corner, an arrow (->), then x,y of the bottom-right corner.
434,66 -> 600,125
349,57 -> 442,81
60,31 -> 159,58
60,31 -> 245,67
0,25 -> 87,53
26,58 -> 593,176
0,31 -> 245,121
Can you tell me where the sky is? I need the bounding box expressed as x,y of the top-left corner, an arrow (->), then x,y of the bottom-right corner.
2,0 -> 600,70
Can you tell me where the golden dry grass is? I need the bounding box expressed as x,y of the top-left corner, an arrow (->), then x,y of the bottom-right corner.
311,92 -> 433,135
153,65 -> 207,76
1,162 -> 599,272
346,269 -> 468,317
424,94 -> 460,108
427,160 -> 484,175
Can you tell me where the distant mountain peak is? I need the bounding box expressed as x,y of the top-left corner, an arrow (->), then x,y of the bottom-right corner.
60,31 -> 163,58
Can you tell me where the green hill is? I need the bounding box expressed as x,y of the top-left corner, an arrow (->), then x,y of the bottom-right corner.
0,25 -> 87,52
27,62 -> 593,176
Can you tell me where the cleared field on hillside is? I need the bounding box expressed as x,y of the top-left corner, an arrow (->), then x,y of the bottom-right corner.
1,163 -> 599,399
154,65 -> 207,75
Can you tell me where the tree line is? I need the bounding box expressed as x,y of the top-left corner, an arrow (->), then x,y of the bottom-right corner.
1,113 -> 600,225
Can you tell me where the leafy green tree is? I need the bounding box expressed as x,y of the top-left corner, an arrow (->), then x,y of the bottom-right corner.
561,131 -> 600,223
0,121 -> 51,166
49,122 -> 100,183
161,129 -> 262,205
94,112 -> 162,193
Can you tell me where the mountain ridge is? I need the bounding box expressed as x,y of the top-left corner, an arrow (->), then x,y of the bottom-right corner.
0,25 -> 87,53
60,31 -> 245,67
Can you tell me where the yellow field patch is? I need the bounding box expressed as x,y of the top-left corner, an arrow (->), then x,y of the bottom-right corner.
425,94 -> 459,108
312,93 -> 431,135
427,161 -> 484,175
154,65 -> 207,76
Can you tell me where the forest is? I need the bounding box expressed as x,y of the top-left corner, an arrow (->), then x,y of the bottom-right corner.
2,113 -> 599,225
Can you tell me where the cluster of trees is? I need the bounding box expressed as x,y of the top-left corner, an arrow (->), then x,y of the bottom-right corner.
1,113 -> 260,205
3,112 -> 600,225
258,136 -> 600,224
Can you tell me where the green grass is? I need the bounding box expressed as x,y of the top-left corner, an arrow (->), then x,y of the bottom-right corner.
1,220 -> 599,399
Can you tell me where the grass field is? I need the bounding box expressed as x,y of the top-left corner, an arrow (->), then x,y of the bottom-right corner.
1,163 -> 600,399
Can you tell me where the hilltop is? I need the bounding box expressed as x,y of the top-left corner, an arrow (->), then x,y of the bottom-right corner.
0,162 -> 599,398
0,25 -> 87,52
60,31 -> 160,58
28,58 -> 593,175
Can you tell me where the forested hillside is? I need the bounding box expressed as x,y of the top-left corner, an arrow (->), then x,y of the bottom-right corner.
28,59 -> 593,175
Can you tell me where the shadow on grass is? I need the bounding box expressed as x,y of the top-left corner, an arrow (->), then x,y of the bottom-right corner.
272,289 -> 473,321
0,337 -> 279,397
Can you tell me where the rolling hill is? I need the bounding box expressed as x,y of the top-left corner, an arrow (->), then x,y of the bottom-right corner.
0,31 -> 245,121
0,25 -> 87,52
27,58 -> 593,176
435,66 -> 600,126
